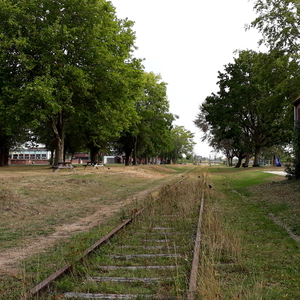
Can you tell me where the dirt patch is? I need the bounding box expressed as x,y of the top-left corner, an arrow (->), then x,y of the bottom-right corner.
0,202 -> 123,275
0,185 -> 157,275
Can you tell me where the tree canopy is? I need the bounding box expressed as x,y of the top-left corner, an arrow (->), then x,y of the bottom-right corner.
194,49 -> 297,166
115,72 -> 177,165
0,1 -> 196,166
251,0 -> 300,55
0,0 -> 143,165
251,0 -> 300,177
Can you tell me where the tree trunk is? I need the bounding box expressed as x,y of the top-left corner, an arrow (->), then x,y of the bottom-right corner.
244,153 -> 250,167
132,136 -> 137,165
49,150 -> 54,165
54,137 -> 64,164
0,135 -> 10,166
0,148 -> 9,166
124,149 -> 131,166
227,155 -> 233,166
235,157 -> 242,168
50,114 -> 65,165
235,152 -> 245,168
88,143 -> 101,163
253,146 -> 260,167
0,150 -> 4,167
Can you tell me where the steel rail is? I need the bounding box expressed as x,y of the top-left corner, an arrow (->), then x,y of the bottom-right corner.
187,188 -> 205,300
18,174 -> 190,300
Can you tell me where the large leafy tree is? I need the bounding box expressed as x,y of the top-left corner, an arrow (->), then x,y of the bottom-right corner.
0,1 -> 31,165
0,0 -> 142,165
195,50 -> 297,166
116,72 -> 175,165
251,0 -> 300,176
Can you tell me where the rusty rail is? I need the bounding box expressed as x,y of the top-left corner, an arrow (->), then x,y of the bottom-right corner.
18,174 -> 190,300
187,189 -> 205,300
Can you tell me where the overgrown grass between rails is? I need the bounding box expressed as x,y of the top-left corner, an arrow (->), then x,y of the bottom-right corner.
3,195 -> 147,300
35,170 -> 205,299
1,165 -> 199,300
198,166 -> 300,299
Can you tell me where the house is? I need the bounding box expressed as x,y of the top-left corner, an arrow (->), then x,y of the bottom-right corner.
293,96 -> 300,121
73,153 -> 90,163
103,156 -> 123,164
9,148 -> 51,165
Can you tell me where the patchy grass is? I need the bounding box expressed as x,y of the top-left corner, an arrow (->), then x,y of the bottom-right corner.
0,163 -> 193,299
200,165 -> 300,299
38,169 -> 205,299
2,164 -> 300,299
0,164 -> 189,248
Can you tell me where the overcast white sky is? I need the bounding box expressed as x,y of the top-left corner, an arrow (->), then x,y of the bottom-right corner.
110,0 -> 262,157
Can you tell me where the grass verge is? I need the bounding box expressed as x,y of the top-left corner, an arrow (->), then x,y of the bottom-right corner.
198,166 -> 300,299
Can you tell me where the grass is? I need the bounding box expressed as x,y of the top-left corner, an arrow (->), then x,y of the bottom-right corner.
38,170 -> 205,299
0,164 -> 186,249
1,164 -> 300,299
199,165 -> 300,299
0,163 -> 192,299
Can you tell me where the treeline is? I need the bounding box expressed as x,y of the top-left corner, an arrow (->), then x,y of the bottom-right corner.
194,0 -> 300,168
0,0 -> 194,166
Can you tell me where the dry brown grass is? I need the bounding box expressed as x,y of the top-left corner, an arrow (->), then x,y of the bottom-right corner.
0,164 -> 192,276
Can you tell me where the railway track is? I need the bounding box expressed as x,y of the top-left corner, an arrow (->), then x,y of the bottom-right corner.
20,170 -> 207,300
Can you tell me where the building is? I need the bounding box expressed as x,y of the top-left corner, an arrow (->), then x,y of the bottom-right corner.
293,96 -> 300,121
9,148 -> 51,165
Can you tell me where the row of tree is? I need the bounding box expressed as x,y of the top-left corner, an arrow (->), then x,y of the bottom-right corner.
0,0 -> 195,166
194,0 -> 300,168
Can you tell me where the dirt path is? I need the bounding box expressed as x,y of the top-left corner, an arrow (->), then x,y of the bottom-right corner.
0,180 -> 166,276
0,183 -> 153,275
0,202 -> 127,275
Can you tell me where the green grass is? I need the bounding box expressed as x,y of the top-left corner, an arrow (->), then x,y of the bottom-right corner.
35,172 -> 204,299
0,164 -> 195,300
3,164 -> 300,299
203,165 -> 300,299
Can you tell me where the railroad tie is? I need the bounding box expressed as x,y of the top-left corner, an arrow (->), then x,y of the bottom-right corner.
91,277 -> 173,283
109,253 -> 182,259
63,292 -> 177,299
119,245 -> 179,250
98,265 -> 176,270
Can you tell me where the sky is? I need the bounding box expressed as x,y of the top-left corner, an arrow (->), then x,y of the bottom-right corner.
110,0 -> 263,158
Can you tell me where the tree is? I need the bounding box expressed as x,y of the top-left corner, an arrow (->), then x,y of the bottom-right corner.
286,122 -> 300,179
251,0 -> 300,55
115,72 -> 175,166
0,0 -> 142,165
251,0 -> 300,176
164,126 -> 195,164
195,50 -> 296,166
0,1 -> 30,165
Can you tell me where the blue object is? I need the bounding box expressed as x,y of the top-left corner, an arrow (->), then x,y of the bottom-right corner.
275,158 -> 281,167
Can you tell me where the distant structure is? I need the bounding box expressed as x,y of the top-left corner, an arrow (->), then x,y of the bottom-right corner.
293,96 -> 300,122
10,148 -> 51,165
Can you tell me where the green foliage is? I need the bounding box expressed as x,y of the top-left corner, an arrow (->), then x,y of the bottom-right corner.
194,49 -> 295,166
0,0 -> 143,164
251,0 -> 300,55
167,125 -> 195,164
252,0 -> 300,178
115,72 -> 177,164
